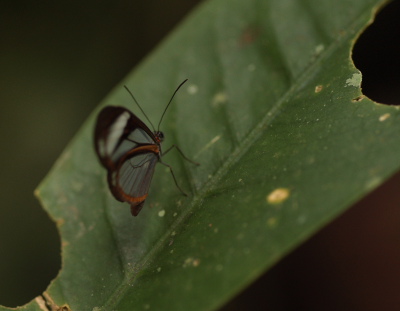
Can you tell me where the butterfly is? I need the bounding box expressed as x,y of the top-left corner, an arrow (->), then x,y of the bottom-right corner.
94,79 -> 199,216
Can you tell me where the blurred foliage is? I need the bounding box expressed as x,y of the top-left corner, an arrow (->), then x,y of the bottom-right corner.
0,0 -> 201,307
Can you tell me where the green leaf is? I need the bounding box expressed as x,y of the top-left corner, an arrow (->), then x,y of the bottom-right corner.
11,0 -> 399,310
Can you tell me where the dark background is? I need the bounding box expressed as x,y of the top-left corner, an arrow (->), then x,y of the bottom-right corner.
0,0 -> 398,309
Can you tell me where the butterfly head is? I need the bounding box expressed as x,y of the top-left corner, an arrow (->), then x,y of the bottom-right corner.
155,131 -> 164,143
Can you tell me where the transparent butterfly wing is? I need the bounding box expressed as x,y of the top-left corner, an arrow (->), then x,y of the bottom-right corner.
107,151 -> 158,215
118,152 -> 158,198
112,127 -> 154,162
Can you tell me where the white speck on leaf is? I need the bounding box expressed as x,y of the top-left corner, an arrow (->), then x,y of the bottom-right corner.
365,177 -> 382,190
247,63 -> 256,71
187,84 -> 198,94
315,44 -> 325,55
345,73 -> 362,87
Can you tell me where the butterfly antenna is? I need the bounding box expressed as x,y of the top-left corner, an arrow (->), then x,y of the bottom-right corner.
124,85 -> 156,131
157,79 -> 188,131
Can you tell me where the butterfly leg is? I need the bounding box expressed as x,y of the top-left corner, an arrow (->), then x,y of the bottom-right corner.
162,144 -> 200,165
158,160 -> 188,197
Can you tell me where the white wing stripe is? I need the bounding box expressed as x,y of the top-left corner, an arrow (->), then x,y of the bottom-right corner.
106,112 -> 130,155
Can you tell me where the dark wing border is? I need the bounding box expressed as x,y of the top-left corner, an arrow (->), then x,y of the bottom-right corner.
94,106 -> 158,169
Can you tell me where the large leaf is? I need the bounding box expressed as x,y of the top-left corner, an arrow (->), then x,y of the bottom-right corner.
4,0 -> 399,310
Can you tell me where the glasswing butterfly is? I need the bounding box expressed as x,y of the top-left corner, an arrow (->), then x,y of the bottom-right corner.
94,79 -> 199,216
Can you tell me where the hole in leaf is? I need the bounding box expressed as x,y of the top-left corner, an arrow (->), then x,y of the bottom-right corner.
352,1 -> 400,105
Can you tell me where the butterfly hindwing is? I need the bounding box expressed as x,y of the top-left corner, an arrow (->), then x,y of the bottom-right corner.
108,150 -> 159,215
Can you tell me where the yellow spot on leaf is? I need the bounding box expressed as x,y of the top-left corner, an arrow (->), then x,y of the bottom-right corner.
183,257 -> 200,268
352,95 -> 365,102
212,92 -> 228,107
379,113 -> 390,122
267,188 -> 290,204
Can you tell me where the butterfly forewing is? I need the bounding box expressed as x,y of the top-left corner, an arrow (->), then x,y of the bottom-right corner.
94,106 -> 157,169
111,127 -> 154,163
